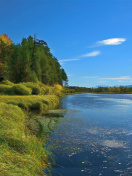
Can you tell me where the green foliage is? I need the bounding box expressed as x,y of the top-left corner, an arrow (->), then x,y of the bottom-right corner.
0,102 -> 51,176
63,88 -> 76,94
0,94 -> 60,113
53,88 -> 63,98
24,82 -> 41,95
1,79 -> 14,86
12,84 -> 32,95
0,80 -> 65,98
28,71 -> 39,83
0,35 -> 68,86
0,84 -> 13,94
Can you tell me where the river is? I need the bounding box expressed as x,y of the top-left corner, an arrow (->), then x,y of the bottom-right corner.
45,93 -> 132,176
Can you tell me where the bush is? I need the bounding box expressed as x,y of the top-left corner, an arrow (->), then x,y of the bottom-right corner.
54,84 -> 63,90
38,83 -> 48,95
12,84 -> 32,95
0,84 -> 13,94
0,80 -> 14,86
24,82 -> 41,95
53,88 -> 63,98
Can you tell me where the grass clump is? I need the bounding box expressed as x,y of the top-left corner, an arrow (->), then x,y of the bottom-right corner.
0,84 -> 13,95
24,82 -> 41,95
0,102 -> 51,176
0,80 -> 64,97
0,95 -> 60,113
12,84 -> 32,95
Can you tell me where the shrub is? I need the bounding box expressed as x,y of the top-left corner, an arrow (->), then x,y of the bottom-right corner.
12,84 -> 32,95
53,88 -> 63,98
0,84 -> 13,94
0,80 -> 14,86
24,82 -> 41,95
38,82 -> 48,95
54,84 -> 63,90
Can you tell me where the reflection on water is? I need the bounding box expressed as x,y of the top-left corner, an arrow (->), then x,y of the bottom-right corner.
44,93 -> 132,176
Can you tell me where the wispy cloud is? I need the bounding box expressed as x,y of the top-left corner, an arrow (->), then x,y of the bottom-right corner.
96,38 -> 126,46
59,50 -> 100,64
59,58 -> 80,63
101,76 -> 131,80
81,51 -> 101,57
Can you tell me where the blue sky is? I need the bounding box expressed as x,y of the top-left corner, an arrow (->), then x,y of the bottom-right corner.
1,0 -> 132,87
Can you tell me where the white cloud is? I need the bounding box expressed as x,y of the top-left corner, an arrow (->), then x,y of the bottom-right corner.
59,50 -> 100,64
81,50 -> 101,57
97,38 -> 126,46
59,58 -> 80,64
101,76 -> 131,80
59,58 -> 80,63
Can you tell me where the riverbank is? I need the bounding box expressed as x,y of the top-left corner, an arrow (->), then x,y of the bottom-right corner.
0,81 -> 65,176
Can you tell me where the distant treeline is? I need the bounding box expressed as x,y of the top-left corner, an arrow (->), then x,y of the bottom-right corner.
0,34 -> 68,86
69,86 -> 132,94
69,86 -> 92,93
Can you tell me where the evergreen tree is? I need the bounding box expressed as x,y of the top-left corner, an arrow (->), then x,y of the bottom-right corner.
0,34 -> 68,86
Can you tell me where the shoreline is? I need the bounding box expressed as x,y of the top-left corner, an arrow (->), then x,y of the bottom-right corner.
0,94 -> 61,176
0,81 -> 64,176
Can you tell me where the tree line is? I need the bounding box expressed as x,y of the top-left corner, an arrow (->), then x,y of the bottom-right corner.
0,34 -> 68,86
69,86 -> 132,94
90,86 -> 132,93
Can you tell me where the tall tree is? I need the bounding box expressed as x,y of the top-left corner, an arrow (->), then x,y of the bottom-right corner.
0,34 -> 12,81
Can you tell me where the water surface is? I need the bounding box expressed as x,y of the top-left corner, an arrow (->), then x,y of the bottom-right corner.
47,93 -> 132,176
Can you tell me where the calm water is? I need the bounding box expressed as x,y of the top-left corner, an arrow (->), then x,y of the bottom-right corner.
46,93 -> 132,176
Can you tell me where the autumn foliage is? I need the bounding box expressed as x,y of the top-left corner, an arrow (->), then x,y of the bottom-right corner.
0,34 -> 12,45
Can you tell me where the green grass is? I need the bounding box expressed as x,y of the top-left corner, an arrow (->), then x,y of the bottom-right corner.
0,81 -> 64,97
0,103 -> 51,176
24,82 -> 41,95
12,84 -> 32,95
0,84 -> 13,95
0,95 -> 60,113
0,80 -> 64,175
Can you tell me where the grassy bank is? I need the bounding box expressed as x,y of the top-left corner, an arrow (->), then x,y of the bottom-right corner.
0,95 -> 60,113
0,81 -> 65,176
0,103 -> 52,176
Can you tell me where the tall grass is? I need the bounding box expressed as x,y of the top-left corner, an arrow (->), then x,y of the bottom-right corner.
0,95 -> 60,113
0,80 -> 65,175
0,81 -> 64,97
0,103 -> 51,176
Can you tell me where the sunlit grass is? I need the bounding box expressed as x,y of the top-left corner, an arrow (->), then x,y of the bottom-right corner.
0,95 -> 60,113
0,102 -> 52,176
0,80 -> 74,175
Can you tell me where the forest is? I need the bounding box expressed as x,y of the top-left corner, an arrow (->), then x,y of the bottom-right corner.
0,34 -> 68,86
69,86 -> 132,94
